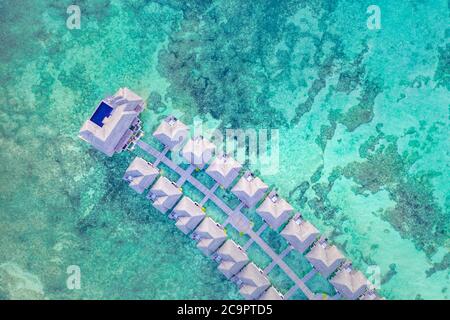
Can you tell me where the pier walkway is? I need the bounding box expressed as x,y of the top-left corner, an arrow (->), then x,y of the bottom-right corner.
80,92 -> 378,301
137,140 -> 315,300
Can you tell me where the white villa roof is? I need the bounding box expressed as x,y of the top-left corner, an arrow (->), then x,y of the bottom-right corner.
206,154 -> 242,188
153,115 -> 189,150
148,177 -> 182,213
359,289 -> 383,300
216,240 -> 249,279
281,216 -> 320,253
172,197 -> 205,234
330,266 -> 368,300
231,171 -> 268,208
123,157 -> 159,194
193,217 -> 226,255
306,240 -> 345,278
181,136 -> 216,169
259,286 -> 283,300
79,88 -> 145,156
256,191 -> 293,230
236,263 -> 270,300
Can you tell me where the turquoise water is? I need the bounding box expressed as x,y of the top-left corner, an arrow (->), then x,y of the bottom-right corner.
0,0 -> 448,299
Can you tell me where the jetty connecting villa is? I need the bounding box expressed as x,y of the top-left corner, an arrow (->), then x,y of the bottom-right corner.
79,88 -> 382,300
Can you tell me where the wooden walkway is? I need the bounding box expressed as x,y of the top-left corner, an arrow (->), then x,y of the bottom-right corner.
137,140 -> 315,300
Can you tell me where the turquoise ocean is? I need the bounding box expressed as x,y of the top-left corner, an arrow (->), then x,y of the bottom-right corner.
0,0 -> 448,299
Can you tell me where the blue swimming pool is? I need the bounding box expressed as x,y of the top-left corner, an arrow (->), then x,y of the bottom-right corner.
90,101 -> 113,127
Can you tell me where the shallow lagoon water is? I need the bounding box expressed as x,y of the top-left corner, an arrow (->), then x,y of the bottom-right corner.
0,0 -> 448,299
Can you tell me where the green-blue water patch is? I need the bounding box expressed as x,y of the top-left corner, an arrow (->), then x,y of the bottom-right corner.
191,169 -> 216,189
287,290 -> 308,300
306,272 -> 336,297
284,249 -> 313,279
241,207 -> 265,231
181,181 -> 205,204
266,265 -> 295,294
214,186 -> 241,210
226,227 -> 250,248
141,138 -> 165,153
204,200 -> 227,225
158,162 -> 180,183
259,227 -> 289,255
245,243 -> 272,269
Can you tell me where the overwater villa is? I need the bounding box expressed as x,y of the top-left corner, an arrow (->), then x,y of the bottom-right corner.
205,154 -> 242,188
147,176 -> 182,213
330,263 -> 369,300
259,286 -> 284,300
281,213 -> 320,253
152,115 -> 189,150
181,136 -> 216,169
191,217 -> 227,256
123,157 -> 159,194
235,262 -> 271,300
256,191 -> 293,230
213,239 -> 249,279
170,196 -> 206,235
79,88 -> 145,156
231,171 -> 269,208
306,238 -> 345,278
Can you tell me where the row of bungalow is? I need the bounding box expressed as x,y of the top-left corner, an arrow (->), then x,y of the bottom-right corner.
120,115 -> 290,300
123,155 -> 280,299
122,114 -> 380,300
171,195 -> 283,299
280,213 -> 375,299
78,89 -> 380,300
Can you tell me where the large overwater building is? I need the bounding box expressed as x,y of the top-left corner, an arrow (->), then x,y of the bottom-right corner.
79,88 -> 145,156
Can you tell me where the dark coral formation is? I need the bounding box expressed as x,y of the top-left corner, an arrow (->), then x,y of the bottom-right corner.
434,43 -> 450,89
337,78 -> 383,132
157,0 -> 302,128
384,174 -> 448,256
341,129 -> 448,256
426,253 -> 450,277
